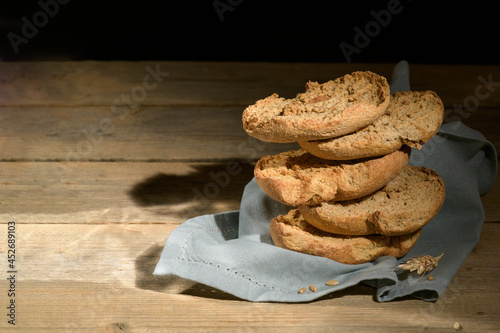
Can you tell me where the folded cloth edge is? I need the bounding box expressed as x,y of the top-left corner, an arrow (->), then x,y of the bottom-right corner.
153,211 -> 404,302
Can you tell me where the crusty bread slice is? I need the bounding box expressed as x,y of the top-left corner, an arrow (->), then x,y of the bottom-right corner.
242,71 -> 390,143
299,91 -> 444,160
270,209 -> 421,265
254,146 -> 410,207
299,166 -> 445,236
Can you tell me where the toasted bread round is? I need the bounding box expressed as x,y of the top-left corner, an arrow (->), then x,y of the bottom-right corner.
254,147 -> 410,206
299,90 -> 444,160
270,209 -> 422,265
242,71 -> 390,143
299,166 -> 445,236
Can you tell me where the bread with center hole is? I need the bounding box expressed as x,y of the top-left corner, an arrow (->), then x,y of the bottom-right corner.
254,146 -> 410,206
299,90 -> 444,160
242,71 -> 390,143
299,166 -> 445,236
270,209 -> 422,265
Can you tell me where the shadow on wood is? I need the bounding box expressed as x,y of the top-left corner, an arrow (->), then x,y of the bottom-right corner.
128,161 -> 255,220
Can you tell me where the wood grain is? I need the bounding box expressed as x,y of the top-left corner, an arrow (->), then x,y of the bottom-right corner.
1,62 -> 499,108
1,161 -> 498,224
0,61 -> 498,332
0,223 -> 498,332
0,161 -> 253,223
0,105 -> 496,162
0,106 -> 299,161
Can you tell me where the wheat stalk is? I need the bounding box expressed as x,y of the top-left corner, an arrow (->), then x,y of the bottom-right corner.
397,253 -> 444,275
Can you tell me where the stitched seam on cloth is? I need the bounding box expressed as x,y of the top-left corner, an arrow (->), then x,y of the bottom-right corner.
176,226 -> 296,295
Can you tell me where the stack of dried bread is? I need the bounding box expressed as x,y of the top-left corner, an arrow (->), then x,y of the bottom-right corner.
242,71 -> 446,264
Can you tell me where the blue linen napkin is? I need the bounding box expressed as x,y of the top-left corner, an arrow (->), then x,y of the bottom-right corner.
154,61 -> 497,302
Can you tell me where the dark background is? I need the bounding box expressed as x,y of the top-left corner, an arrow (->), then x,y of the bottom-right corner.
0,1 -> 497,64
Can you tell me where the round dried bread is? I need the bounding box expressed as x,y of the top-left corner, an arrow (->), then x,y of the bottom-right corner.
299,166 -> 445,236
242,71 -> 390,143
254,146 -> 410,207
299,90 -> 444,160
270,209 -> 422,265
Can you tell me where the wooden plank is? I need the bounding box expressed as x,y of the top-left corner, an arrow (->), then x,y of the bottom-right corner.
449,107 -> 500,150
482,175 -> 500,223
1,161 -> 499,224
0,106 -> 299,161
0,223 -> 498,332
0,106 -> 497,162
0,61 -> 393,107
1,61 -> 499,108
0,161 -> 255,224
410,64 -> 500,108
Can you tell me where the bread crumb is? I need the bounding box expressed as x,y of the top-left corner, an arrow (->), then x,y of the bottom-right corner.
427,275 -> 434,281
453,322 -> 461,330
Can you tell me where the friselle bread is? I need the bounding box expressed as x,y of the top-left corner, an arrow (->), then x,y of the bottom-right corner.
241,70 -> 445,265
299,90 -> 444,160
242,71 -> 390,143
270,209 -> 422,265
299,166 -> 445,236
254,146 -> 410,206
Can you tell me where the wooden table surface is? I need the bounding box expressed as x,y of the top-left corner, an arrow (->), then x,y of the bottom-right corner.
0,61 -> 499,332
